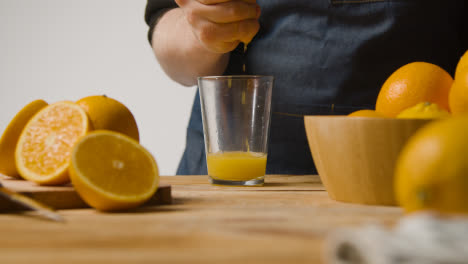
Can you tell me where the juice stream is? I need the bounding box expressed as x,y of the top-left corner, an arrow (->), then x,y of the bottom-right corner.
208,44 -> 265,182
242,42 -> 248,73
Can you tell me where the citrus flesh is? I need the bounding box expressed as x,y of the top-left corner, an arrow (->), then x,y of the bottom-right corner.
15,101 -> 91,185
0,99 -> 48,177
394,115 -> 468,214
69,130 -> 159,211
76,95 -> 139,142
375,62 -> 452,117
397,102 -> 450,119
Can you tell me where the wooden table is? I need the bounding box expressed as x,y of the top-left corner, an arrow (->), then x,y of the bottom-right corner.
0,175 -> 402,264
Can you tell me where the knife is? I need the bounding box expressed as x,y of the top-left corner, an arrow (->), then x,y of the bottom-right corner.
0,181 -> 64,222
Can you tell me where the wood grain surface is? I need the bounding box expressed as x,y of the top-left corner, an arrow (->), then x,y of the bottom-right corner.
304,116 -> 430,206
0,175 -> 403,264
0,176 -> 172,210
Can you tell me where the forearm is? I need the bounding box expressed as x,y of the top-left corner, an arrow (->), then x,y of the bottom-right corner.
151,8 -> 229,87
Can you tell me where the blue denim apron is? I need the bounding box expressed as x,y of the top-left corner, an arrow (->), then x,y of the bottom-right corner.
177,0 -> 467,175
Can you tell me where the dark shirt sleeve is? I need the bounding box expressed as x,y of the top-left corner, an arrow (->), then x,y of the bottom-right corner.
144,0 -> 178,44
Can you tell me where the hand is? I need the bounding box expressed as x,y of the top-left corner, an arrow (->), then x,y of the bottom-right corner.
175,0 -> 261,53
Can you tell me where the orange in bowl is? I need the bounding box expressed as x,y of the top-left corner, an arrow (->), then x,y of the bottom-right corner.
449,65 -> 468,115
454,50 -> 468,80
375,62 -> 452,117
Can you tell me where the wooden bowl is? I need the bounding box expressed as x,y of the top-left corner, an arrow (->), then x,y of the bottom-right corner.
304,116 -> 432,206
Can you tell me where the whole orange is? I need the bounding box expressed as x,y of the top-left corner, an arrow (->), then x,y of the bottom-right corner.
454,50 -> 468,80
394,115 -> 468,214
76,95 -> 139,142
375,62 -> 453,117
449,64 -> 468,115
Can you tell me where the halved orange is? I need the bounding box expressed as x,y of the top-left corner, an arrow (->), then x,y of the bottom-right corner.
15,101 -> 92,185
69,130 -> 159,211
0,99 -> 48,177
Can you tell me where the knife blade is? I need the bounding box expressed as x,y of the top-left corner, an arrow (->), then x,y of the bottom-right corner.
0,182 -> 64,222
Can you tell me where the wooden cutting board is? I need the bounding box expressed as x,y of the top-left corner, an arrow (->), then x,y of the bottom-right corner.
0,176 -> 172,211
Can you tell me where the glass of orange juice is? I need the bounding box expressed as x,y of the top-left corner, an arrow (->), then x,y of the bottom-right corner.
198,75 -> 274,186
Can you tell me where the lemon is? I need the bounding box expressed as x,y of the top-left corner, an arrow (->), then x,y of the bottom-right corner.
396,102 -> 450,119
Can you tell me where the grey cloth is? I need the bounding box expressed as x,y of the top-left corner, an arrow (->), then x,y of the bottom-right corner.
326,213 -> 468,264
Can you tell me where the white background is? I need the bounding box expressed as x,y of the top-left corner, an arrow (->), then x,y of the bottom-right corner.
0,0 -> 196,175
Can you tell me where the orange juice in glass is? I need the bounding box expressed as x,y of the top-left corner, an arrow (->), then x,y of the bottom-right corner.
198,76 -> 273,186
207,151 -> 267,182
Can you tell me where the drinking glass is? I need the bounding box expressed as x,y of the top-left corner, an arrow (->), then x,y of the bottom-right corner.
198,75 -> 274,186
